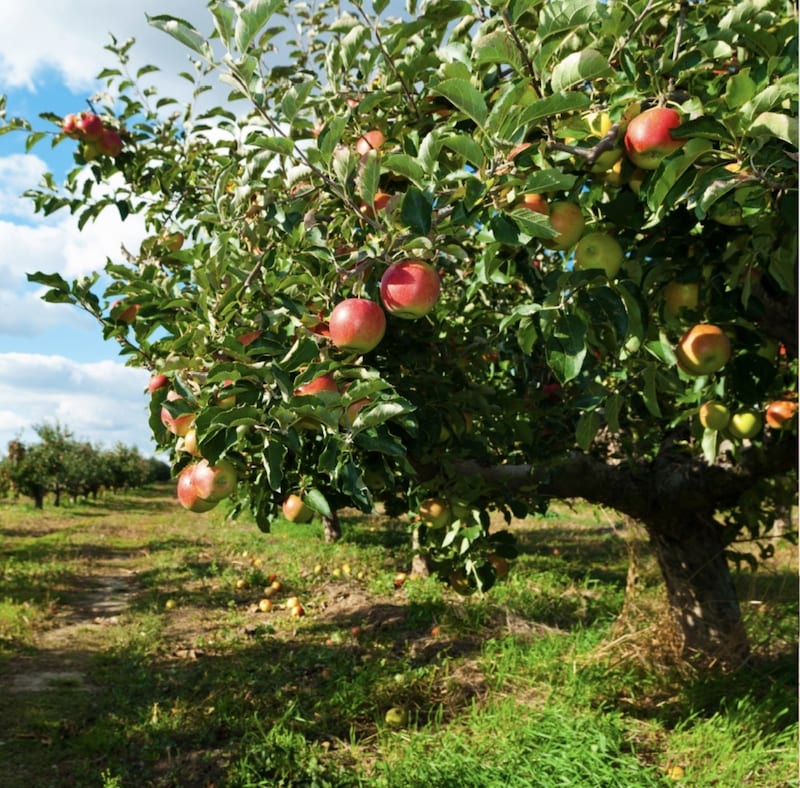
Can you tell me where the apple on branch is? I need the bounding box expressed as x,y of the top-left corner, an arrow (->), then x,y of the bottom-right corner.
699,401 -> 731,431
282,493 -> 313,523
355,129 -> 386,156
541,201 -> 585,251
765,400 -> 798,430
675,324 -> 731,376
329,299 -> 386,353
664,281 -> 700,318
380,260 -> 441,319
574,232 -> 624,278
161,390 -> 195,437
624,107 -> 686,170
727,410 -> 762,440
176,464 -> 218,513
191,458 -> 238,502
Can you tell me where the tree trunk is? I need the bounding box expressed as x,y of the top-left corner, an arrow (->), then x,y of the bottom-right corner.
645,510 -> 749,667
410,524 -> 431,577
322,511 -> 341,543
33,486 -> 44,510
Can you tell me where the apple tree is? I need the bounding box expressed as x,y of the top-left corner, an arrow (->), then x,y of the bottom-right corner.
12,0 -> 797,665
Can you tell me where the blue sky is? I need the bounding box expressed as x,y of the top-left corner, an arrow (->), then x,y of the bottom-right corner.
0,1 -> 212,455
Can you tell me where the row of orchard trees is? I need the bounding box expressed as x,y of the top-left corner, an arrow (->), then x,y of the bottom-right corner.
0,424 -> 170,508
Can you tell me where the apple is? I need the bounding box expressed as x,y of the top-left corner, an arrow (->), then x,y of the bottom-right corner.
675,324 -> 731,376
190,458 -> 237,502
699,401 -> 731,431
393,572 -> 407,588
447,569 -> 476,596
765,400 -> 797,430
624,107 -> 685,170
111,300 -> 140,324
258,598 -> 273,613
75,112 -> 105,141
290,603 -> 305,618
161,231 -> 184,252
384,707 -> 408,728
542,201 -> 585,250
61,113 -> 80,137
286,596 -> 300,610
97,128 -> 123,157
282,493 -> 313,523
574,232 -> 624,277
728,410 -> 762,440
181,427 -> 203,457
380,260 -> 441,319
294,373 -> 339,397
521,193 -> 549,215
418,498 -> 451,529
236,329 -> 261,346
329,299 -> 386,353
487,554 -> 510,579
360,190 -> 392,218
176,465 -> 218,512
216,379 -> 237,409
147,373 -> 169,394
355,129 -> 385,156
589,147 -> 623,174
161,394 -> 195,437
342,396 -> 370,428
664,281 -> 700,317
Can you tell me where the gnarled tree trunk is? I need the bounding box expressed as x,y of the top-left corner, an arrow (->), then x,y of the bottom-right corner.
322,511 -> 341,543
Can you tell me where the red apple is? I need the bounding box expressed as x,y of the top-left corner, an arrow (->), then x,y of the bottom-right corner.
765,400 -> 798,430
191,458 -> 238,502
355,129 -> 385,156
360,190 -> 392,218
61,114 -> 80,137
329,299 -> 386,353
294,373 -> 339,397
147,373 -> 169,394
624,107 -> 685,170
574,232 -> 624,277
380,260 -> 441,319
75,112 -> 105,141
521,193 -> 549,215
236,329 -> 261,346
161,391 -> 195,437
542,201 -> 585,250
111,300 -> 140,324
675,324 -> 731,376
176,465 -> 218,512
282,493 -> 313,523
181,427 -> 203,457
97,128 -> 123,157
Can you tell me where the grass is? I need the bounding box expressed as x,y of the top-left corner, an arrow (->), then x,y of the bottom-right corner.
0,486 -> 796,787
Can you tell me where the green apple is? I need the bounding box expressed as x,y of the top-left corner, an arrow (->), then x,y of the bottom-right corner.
574,232 -> 624,277
727,410 -> 762,440
699,401 -> 730,431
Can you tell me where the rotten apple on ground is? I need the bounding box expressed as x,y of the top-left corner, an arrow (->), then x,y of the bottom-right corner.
328,298 -> 386,353
380,260 -> 441,319
675,324 -> 731,376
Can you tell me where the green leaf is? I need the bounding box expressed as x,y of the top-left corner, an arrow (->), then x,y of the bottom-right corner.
27,271 -> 70,290
382,153 -> 425,186
358,150 -> 380,204
545,314 -> 587,383
575,410 -> 602,451
431,78 -> 488,127
473,30 -> 523,72
642,365 -> 661,417
605,393 -> 622,433
749,112 -> 798,148
235,0 -> 283,53
305,487 -> 332,517
550,49 -> 614,93
147,15 -> 212,58
538,0 -> 599,41
725,69 -> 757,109
702,428 -> 719,464
401,187 -> 433,234
515,92 -> 591,128
442,134 -> 485,168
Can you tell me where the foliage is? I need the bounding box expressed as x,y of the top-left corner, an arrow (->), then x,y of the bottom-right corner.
1,424 -> 169,506
4,0 -> 797,629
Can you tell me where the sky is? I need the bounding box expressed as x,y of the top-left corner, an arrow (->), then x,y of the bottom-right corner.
0,1 -> 219,456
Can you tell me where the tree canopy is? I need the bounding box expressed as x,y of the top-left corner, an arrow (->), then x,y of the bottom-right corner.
7,0 -> 797,663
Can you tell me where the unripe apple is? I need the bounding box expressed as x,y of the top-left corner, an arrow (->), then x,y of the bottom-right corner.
542,201 -> 585,250
282,493 -> 313,523
765,400 -> 797,430
380,260 -> 441,319
664,281 -> 700,317
355,129 -> 385,156
329,299 -> 386,353
699,401 -> 731,431
574,232 -> 624,278
191,458 -> 238,502
727,410 -> 762,440
75,112 -> 105,141
419,498 -> 451,529
176,465 -> 218,512
624,107 -> 685,170
675,324 -> 731,376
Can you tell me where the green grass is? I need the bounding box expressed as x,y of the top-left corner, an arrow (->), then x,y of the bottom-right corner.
0,488 -> 796,787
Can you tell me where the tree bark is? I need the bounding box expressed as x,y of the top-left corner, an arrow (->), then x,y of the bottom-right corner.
644,511 -> 749,666
322,511 -> 342,543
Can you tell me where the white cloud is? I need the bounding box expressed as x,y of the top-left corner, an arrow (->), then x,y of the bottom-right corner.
0,1 -> 214,95
0,352 -> 154,454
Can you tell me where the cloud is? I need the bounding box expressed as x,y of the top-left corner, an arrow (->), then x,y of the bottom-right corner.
0,1 -> 214,95
0,352 -> 155,454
